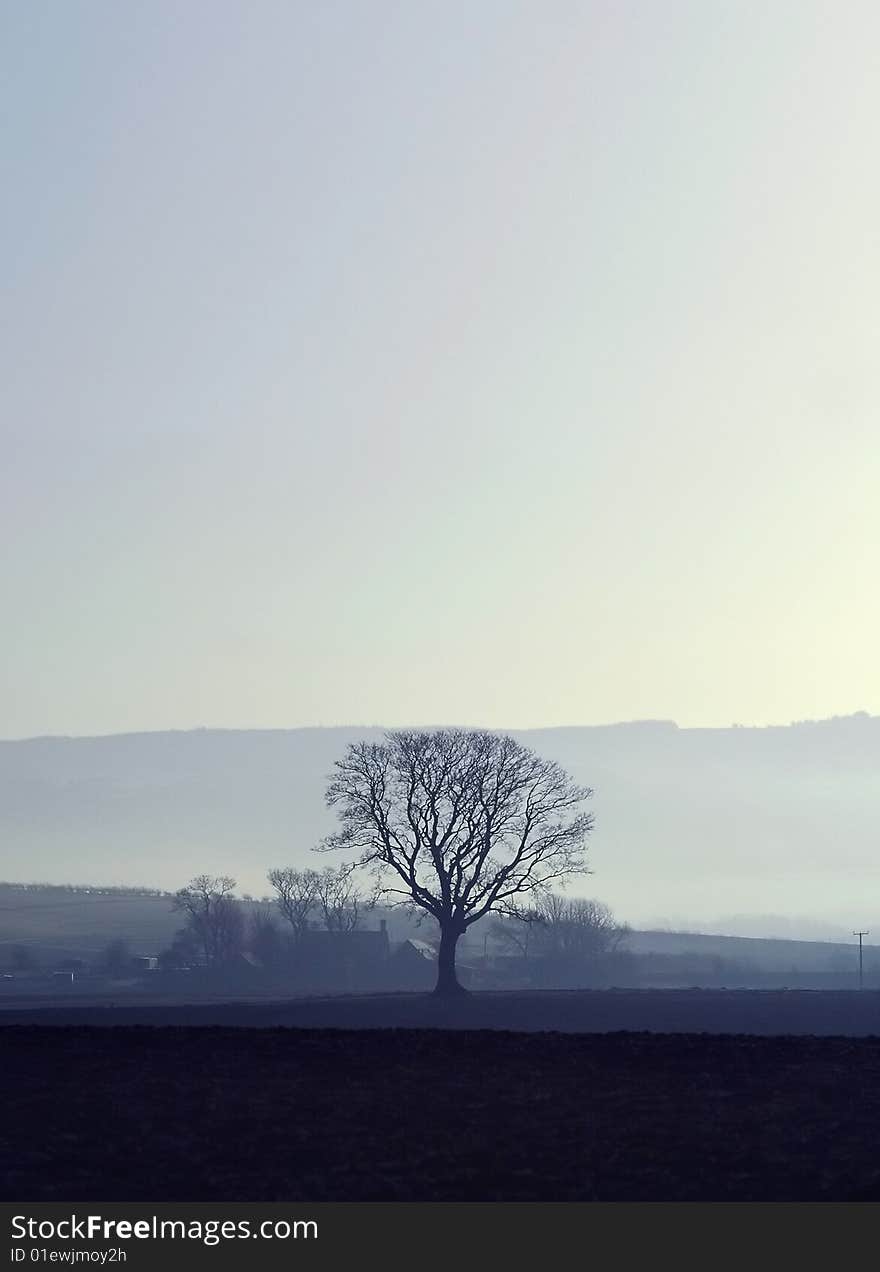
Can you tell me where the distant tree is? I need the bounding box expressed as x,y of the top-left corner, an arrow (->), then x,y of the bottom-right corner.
158,926 -> 201,969
490,908 -> 544,961
172,875 -> 244,966
315,866 -> 362,933
493,894 -> 629,987
322,729 -> 594,995
267,867 -> 320,946
97,938 -> 131,974
247,905 -> 283,968
528,895 -> 629,961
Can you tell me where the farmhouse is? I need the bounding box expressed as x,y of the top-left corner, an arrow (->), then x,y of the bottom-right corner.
296,921 -> 391,989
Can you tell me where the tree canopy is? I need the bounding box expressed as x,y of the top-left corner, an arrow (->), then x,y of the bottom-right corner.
322,729 -> 594,993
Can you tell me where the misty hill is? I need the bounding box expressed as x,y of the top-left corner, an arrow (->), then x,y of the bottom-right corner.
627,928 -> 877,974
0,885 -> 181,963
1,715 -> 879,931
0,882 -> 425,965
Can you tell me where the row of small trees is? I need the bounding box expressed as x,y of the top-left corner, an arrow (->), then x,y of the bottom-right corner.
166,868 -> 629,976
0,882 -> 172,897
165,866 -> 362,970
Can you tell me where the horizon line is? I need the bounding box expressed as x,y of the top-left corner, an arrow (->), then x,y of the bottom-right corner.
1,710 -> 877,745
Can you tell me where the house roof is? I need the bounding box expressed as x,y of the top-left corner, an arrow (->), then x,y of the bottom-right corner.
393,939 -> 438,962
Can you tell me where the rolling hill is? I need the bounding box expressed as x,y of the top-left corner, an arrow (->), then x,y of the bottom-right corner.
1,714 -> 879,931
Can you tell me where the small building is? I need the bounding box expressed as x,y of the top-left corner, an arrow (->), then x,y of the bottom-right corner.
384,937 -> 479,990
295,921 -> 391,990
385,938 -> 439,990
131,956 -> 159,972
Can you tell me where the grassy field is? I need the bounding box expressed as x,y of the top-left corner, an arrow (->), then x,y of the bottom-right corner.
5,1024 -> 880,1201
0,885 -> 181,962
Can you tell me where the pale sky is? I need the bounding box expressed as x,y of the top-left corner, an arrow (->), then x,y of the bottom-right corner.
3,1 -> 879,740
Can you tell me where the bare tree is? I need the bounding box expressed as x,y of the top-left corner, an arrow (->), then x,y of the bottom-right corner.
528,894 -> 628,959
97,938 -> 131,974
159,926 -> 200,970
267,867 -> 320,946
315,866 -> 362,933
247,904 -> 283,968
491,895 -> 628,989
490,907 -> 543,960
322,729 -> 594,994
172,875 -> 243,966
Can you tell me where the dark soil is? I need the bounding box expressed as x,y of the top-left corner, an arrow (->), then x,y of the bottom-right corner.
5,1025 -> 880,1201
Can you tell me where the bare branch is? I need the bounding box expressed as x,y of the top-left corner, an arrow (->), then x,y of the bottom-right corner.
321,729 -> 594,993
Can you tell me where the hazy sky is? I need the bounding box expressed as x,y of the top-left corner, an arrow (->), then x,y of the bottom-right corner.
3,1 -> 879,739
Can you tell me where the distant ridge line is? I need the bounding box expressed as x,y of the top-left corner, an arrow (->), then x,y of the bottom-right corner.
2,711 -> 877,745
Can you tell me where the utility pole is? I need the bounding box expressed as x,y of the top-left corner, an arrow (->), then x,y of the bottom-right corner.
853,931 -> 869,990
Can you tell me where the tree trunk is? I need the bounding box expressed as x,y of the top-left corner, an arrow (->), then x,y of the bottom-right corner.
433,925 -> 467,996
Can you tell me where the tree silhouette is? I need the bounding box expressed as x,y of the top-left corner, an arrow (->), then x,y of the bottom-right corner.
267,867 -> 320,947
172,875 -> 243,967
322,729 -> 594,994
493,894 -> 628,979
315,865 -> 362,933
